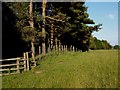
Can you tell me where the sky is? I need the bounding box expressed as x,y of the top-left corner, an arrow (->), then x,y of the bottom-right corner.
85,2 -> 118,46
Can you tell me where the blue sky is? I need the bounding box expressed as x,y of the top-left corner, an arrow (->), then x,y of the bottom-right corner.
85,2 -> 118,46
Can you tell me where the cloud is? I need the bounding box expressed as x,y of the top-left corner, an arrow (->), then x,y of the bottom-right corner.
108,14 -> 115,20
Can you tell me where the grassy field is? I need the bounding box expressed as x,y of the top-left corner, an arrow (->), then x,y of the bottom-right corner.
2,50 -> 118,88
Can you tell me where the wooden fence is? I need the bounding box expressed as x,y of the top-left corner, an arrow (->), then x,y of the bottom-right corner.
0,45 -> 77,76
0,52 -> 30,76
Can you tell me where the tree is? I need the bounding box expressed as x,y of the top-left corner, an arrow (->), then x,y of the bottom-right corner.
51,2 -> 101,52
42,0 -> 47,54
3,2 -> 43,58
113,45 -> 120,49
89,36 -> 112,50
29,0 -> 36,66
3,1 -> 104,59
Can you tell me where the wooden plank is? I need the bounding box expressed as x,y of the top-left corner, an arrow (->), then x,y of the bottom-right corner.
0,58 -> 21,62
0,72 -> 18,76
19,63 -> 26,65
0,58 -> 25,62
0,67 -> 25,72
26,52 -> 30,71
0,63 -> 25,68
73,46 -> 75,52
16,58 -> 20,73
23,53 -> 27,71
0,73 -> 9,76
0,64 -> 17,67
0,69 -> 9,72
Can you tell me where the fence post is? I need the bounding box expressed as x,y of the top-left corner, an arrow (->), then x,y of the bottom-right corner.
59,44 -> 61,52
64,45 -> 66,52
26,52 -> 30,71
61,45 -> 63,51
66,45 -> 68,52
70,45 -> 72,51
73,46 -> 75,52
63,45 -> 65,52
16,58 -> 20,73
23,53 -> 27,71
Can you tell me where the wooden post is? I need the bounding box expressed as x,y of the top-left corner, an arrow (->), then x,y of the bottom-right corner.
48,42 -> 51,52
8,68 -> 10,75
71,45 -> 73,51
39,46 -> 41,61
64,45 -> 65,52
26,52 -> 30,71
63,45 -> 65,51
23,53 -> 27,71
64,45 -> 66,52
16,58 -> 20,73
55,37 -> 58,51
62,45 -> 63,51
66,45 -> 68,52
69,45 -> 71,51
73,46 -> 75,52
75,47 -> 77,52
58,40 -> 61,51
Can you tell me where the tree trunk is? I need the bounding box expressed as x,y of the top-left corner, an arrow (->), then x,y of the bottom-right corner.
29,0 -> 36,66
55,36 -> 58,51
50,23 -> 54,51
42,0 -> 46,54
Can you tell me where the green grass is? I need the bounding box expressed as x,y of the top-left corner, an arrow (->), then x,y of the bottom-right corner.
2,50 -> 118,88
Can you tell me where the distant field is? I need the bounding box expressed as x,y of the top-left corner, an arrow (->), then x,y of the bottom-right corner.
2,50 -> 118,88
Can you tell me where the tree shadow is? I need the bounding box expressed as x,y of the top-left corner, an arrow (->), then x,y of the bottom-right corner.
2,3 -> 28,59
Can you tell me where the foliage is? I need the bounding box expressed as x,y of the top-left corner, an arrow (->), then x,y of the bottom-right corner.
89,36 -> 112,50
3,2 -> 106,58
4,2 -> 43,46
47,2 -> 102,51
113,45 -> 120,49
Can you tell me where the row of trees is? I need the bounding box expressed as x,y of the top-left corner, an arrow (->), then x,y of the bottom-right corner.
3,1 -> 103,59
89,36 -> 112,50
113,45 -> 120,49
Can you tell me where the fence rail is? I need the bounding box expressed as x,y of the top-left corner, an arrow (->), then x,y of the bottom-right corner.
1,44 -> 77,76
0,52 -> 30,76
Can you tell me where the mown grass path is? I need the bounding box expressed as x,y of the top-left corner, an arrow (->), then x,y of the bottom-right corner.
2,50 -> 118,88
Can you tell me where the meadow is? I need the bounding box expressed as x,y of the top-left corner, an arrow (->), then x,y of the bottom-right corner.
2,50 -> 118,88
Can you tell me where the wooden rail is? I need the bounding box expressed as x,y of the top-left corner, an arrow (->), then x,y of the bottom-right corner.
0,52 -> 30,76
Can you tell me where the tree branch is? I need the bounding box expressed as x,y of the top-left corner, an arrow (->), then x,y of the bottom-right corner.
45,16 -> 65,23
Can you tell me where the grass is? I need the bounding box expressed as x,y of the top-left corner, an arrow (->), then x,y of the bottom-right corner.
2,50 -> 118,88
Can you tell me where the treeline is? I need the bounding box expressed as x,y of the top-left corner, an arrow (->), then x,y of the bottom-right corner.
3,1 -> 103,58
90,36 -> 112,50
113,45 -> 120,49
